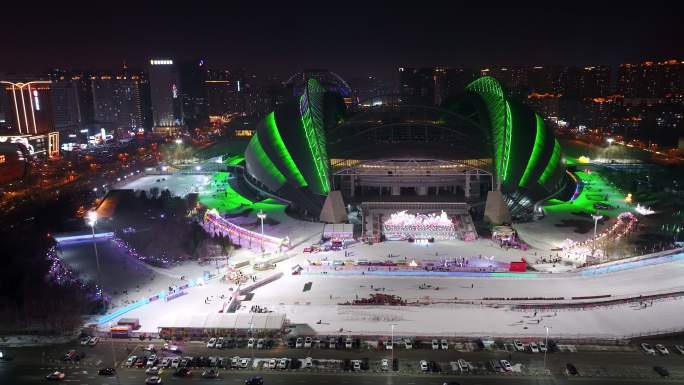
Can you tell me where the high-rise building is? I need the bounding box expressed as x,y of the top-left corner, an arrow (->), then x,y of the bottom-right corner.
91,71 -> 143,130
148,59 -> 182,131
49,70 -> 84,131
617,60 -> 684,99
178,59 -> 209,130
206,69 -> 236,117
0,78 -> 54,135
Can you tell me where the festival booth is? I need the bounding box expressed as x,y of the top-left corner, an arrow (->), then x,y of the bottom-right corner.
491,225 -> 528,250
322,223 -> 354,249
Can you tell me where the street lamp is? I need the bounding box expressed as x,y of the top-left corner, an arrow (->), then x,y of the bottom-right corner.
543,326 -> 551,375
390,323 -> 397,367
257,210 -> 267,252
591,213 -> 603,259
87,211 -> 107,314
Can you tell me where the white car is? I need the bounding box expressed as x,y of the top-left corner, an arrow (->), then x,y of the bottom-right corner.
381,359 -> 389,371
404,339 -> 413,349
171,357 -> 180,368
655,344 -> 669,355
500,360 -> 512,372
239,358 -> 250,369
385,340 -> 393,350
268,358 -> 277,369
295,338 -> 303,348
247,338 -> 255,349
440,339 -> 448,350
303,357 -> 313,369
457,359 -> 470,373
160,357 -> 170,368
146,366 -> 162,375
145,376 -> 162,385
538,341 -> 547,352
278,358 -> 289,369
352,360 -> 361,371
345,338 -> 353,349
257,338 -> 265,349
513,340 -> 524,352
216,337 -> 224,349
641,343 -> 656,356
207,338 -> 216,348
674,345 -> 684,355
146,354 -> 157,367
230,356 -> 240,368
126,355 -> 137,367
304,337 -> 312,348
431,339 -> 439,350
529,342 -> 539,353
420,360 -> 429,371
80,336 -> 91,345
88,336 -> 100,346
329,337 -> 336,349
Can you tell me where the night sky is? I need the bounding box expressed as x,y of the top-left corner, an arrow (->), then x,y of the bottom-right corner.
1,2 -> 681,80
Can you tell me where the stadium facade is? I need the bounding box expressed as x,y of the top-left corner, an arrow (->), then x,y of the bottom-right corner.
241,76 -> 569,218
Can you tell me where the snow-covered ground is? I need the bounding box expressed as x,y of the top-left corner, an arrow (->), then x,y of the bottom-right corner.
66,169 -> 683,338
117,174 -> 212,197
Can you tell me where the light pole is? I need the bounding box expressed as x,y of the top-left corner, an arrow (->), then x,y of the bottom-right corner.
87,211 -> 106,314
107,322 -> 122,385
390,323 -> 396,367
543,326 -> 550,375
591,213 -> 603,259
257,210 -> 266,252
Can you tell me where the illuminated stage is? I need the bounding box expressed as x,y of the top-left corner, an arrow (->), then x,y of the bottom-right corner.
382,210 -> 457,240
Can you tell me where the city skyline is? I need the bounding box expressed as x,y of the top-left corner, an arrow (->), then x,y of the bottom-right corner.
1,3 -> 682,80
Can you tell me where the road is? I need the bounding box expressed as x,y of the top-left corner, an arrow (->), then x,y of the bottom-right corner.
2,338 -> 684,384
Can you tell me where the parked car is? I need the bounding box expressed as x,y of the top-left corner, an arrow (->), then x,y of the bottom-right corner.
87,336 -> 100,346
240,358 -> 250,369
160,357 -> 170,368
278,358 -> 289,369
404,339 -> 413,349
126,355 -> 137,367
641,343 -> 656,356
146,367 -> 162,375
171,357 -> 180,368
529,342 -> 539,353
431,339 -> 439,350
230,356 -> 240,368
145,376 -> 162,384
303,357 -> 313,369
420,360 -> 429,371
257,338 -> 265,349
513,340 -> 524,352
381,359 -> 389,371
457,359 -> 470,373
201,369 -> 219,378
345,338 -> 353,349
352,360 -> 361,371
295,338 -> 303,348
440,339 -> 448,350
98,368 -> 115,376
247,338 -> 255,349
304,337 -> 312,348
566,363 -> 578,376
329,337 -> 336,349
385,340 -> 393,350
46,371 -> 65,381
245,377 -> 263,385
500,360 -> 512,372
146,355 -> 157,367
538,341 -> 547,352
674,345 -> 684,355
80,337 -> 91,346
173,368 -> 192,377
654,366 -> 670,377
216,337 -> 224,349
655,344 -> 669,355
207,338 -> 216,348
268,358 -> 277,369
